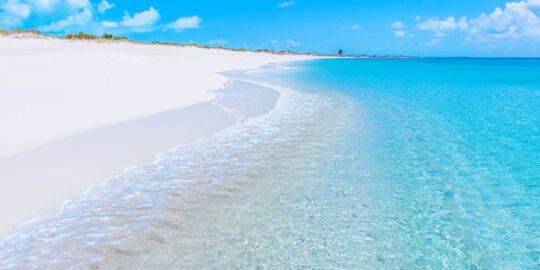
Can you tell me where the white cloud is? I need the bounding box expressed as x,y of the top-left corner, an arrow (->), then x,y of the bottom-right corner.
121,7 -> 159,28
271,39 -> 278,44
27,0 -> 88,12
0,0 -> 31,26
287,39 -> 300,46
97,0 -> 114,14
1,0 -> 31,18
391,21 -> 404,28
101,20 -> 117,27
417,16 -> 468,31
468,1 -> 540,40
435,32 -> 446,37
423,38 -> 441,46
457,17 -> 469,31
66,0 -> 89,9
415,15 -> 421,22
351,24 -> 360,30
416,1 -> 540,42
528,0 -> 540,8
395,30 -> 414,38
208,39 -> 227,45
39,7 -> 92,31
278,1 -> 295,7
166,15 -> 201,31
29,0 -> 59,11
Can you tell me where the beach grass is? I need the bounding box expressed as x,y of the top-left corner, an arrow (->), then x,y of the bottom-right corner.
0,28 -> 386,57
0,29 -> 41,35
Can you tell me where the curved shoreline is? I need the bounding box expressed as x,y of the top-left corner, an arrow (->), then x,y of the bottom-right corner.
0,77 -> 287,239
0,35 -> 313,238
0,36 -> 313,158
0,68 -> 358,268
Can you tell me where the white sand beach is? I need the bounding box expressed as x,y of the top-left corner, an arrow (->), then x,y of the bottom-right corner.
0,35 -> 312,238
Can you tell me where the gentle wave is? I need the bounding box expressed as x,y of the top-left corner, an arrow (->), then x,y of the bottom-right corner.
0,80 -> 356,269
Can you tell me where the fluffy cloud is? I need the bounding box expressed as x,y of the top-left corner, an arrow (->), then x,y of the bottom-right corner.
528,0 -> 540,8
97,0 -> 114,14
278,1 -> 295,8
166,15 -> 201,31
435,32 -> 445,37
2,0 -> 93,29
27,0 -> 88,12
394,30 -> 414,38
120,7 -> 159,28
287,39 -> 300,46
66,0 -> 89,9
423,38 -> 441,46
101,20 -> 117,27
29,0 -> 59,11
351,24 -> 360,30
394,30 -> 405,36
1,0 -> 31,18
391,21 -> 404,28
417,16 -> 468,32
208,39 -> 227,45
2,1 -> 207,35
458,17 -> 469,31
417,1 -> 540,41
39,7 -> 92,31
468,1 -> 540,40
0,0 -> 31,26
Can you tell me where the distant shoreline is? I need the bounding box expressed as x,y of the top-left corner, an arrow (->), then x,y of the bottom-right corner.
0,29 -> 417,59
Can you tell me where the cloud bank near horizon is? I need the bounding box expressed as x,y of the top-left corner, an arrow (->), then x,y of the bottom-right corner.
0,0 -> 201,35
413,0 -> 540,44
0,0 -> 539,54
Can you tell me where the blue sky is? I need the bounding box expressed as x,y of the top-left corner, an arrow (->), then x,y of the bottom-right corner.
1,0 -> 540,56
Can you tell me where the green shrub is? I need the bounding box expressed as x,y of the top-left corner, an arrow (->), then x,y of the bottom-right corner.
65,32 -> 98,40
182,43 -> 200,47
0,29 -> 41,35
0,29 -> 312,56
152,41 -> 176,46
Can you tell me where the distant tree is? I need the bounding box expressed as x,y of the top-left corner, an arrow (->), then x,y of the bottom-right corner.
338,49 -> 343,55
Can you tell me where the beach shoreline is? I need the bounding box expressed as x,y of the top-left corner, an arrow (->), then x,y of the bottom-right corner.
0,36 -> 313,238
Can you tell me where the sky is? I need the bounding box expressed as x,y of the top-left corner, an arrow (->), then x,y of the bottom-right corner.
1,0 -> 540,56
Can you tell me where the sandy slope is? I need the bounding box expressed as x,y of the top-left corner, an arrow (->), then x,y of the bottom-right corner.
0,36 -> 312,237
0,36 -> 310,158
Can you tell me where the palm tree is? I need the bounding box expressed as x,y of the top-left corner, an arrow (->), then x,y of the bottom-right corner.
338,49 -> 343,55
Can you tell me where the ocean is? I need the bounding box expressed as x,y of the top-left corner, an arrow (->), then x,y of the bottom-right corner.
1,58 -> 539,269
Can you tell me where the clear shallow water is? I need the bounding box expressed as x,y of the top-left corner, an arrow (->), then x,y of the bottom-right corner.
1,59 -> 539,269
254,58 -> 540,268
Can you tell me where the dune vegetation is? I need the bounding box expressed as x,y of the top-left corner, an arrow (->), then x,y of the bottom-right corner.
0,29 -> 369,57
0,29 -> 297,54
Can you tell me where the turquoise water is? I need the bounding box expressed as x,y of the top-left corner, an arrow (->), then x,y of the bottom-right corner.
253,58 -> 540,268
0,59 -> 538,269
